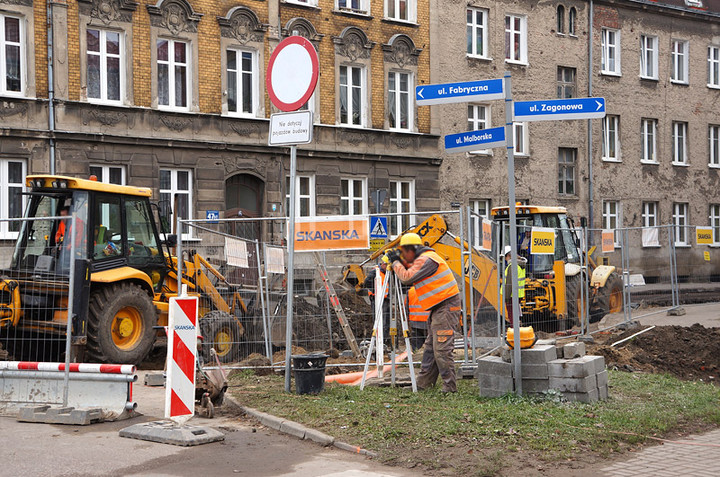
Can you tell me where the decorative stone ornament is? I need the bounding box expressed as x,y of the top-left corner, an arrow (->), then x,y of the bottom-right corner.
382,34 -> 422,67
217,6 -> 268,45
78,0 -> 137,24
333,26 -> 374,62
147,0 -> 202,36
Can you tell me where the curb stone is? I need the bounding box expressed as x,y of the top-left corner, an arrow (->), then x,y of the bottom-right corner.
225,395 -> 376,457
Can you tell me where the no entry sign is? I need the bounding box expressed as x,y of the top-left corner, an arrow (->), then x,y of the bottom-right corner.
267,36 -> 319,112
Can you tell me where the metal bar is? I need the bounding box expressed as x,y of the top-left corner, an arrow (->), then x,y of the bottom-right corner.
177,216 -> 183,296
263,243 -> 273,358
284,145 -> 297,393
458,208 -> 469,363
255,240 -> 271,361
1,370 -> 137,383
62,212 -> 77,407
179,210 -> 463,224
467,206 -> 477,362
323,251 -> 333,350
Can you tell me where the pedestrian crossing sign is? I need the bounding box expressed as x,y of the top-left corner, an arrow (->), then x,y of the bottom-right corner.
369,216 -> 388,238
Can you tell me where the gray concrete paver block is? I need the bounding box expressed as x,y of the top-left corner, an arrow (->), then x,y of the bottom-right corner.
563,341 -> 586,358
279,420 -> 307,440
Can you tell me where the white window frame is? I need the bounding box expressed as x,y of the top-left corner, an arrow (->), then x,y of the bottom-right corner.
389,180 -> 415,238
671,39 -> 689,85
286,0 -> 319,6
468,104 -> 490,155
603,200 -> 622,247
157,38 -> 189,111
340,178 -> 367,216
568,7 -> 577,36
338,64 -> 366,127
226,48 -> 258,117
513,122 -> 528,156
641,118 -> 657,164
602,115 -> 620,162
336,0 -> 369,14
0,13 -> 25,97
601,28 -> 621,76
388,70 -> 413,131
640,34 -> 658,80
558,148 -> 577,196
285,175 -> 316,218
467,7 -> 489,59
710,204 -> 720,246
385,0 -> 416,23
470,199 -> 490,249
708,46 -> 720,88
673,202 -> 689,246
89,164 -> 126,185
710,125 -> 720,168
86,28 -> 124,104
0,159 -> 26,239
672,121 -> 688,166
159,169 -> 193,240
504,14 -> 528,65
642,201 -> 658,228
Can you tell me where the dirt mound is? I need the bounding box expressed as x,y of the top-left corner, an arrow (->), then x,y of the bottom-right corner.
239,353 -> 273,375
591,324 -> 720,383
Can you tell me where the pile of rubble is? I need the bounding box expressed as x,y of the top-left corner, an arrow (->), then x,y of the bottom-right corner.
477,341 -> 609,403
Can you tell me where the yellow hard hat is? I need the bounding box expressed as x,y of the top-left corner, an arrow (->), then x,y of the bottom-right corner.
381,255 -> 390,264
399,233 -> 422,247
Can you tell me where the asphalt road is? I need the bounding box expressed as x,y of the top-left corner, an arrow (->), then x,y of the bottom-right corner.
599,302 -> 720,329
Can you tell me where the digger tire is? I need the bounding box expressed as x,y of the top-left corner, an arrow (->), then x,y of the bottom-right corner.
87,283 -> 157,364
200,311 -> 243,364
565,274 -> 586,329
596,272 -> 624,316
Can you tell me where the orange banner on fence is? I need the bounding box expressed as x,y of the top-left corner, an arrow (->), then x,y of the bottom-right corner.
601,230 -> 615,253
481,219 -> 492,251
293,216 -> 369,252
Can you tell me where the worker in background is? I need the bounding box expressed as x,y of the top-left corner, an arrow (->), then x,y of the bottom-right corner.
54,206 -> 69,244
406,286 -> 429,351
386,232 -> 461,393
502,245 -> 527,326
362,255 -> 390,345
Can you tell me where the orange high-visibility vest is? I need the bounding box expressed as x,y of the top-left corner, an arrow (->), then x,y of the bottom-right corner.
369,270 -> 388,298
408,287 -> 430,322
413,251 -> 460,311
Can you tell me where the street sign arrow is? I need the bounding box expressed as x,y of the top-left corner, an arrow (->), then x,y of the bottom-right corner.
444,126 -> 506,153
513,97 -> 606,122
416,78 -> 505,106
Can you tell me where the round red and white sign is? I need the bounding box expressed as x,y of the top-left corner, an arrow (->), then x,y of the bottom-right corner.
266,36 -> 319,112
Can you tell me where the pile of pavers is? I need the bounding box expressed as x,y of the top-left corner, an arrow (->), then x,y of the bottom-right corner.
477,340 -> 609,402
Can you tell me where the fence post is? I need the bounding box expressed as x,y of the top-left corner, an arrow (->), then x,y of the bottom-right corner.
263,243 -> 273,358
176,216 -> 183,296
458,208 -> 469,364
467,206 -> 476,362
255,240 -> 271,360
322,251 -> 333,350
624,228 -> 632,321
620,228 -> 630,324
62,213 -> 77,407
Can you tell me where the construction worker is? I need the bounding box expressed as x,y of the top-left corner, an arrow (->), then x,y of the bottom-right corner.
386,232 -> 461,393
406,286 -> 429,351
362,255 -> 390,344
502,245 -> 527,326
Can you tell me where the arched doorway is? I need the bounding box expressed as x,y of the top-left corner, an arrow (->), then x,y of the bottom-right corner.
225,173 -> 264,241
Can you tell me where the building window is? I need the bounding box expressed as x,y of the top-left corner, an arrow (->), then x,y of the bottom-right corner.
557,66 -> 576,98
0,159 -> 25,238
601,28 -> 621,75
640,35 -> 658,80
86,29 -> 122,103
671,40 -> 689,84
709,46 -> 720,88
287,0 -> 319,6
602,115 -> 620,161
641,119 -> 657,164
710,204 -> 720,246
0,15 -> 23,96
505,15 -> 527,64
514,122 -> 528,156
642,201 -> 658,228
558,148 -> 576,196
470,199 -> 490,249
89,165 -> 126,185
603,200 -> 621,247
468,104 -> 490,154
672,121 -> 688,165
285,175 -> 315,217
556,6 -> 565,34
673,202 -> 688,246
467,7 -> 488,58
340,178 -> 366,215
339,65 -> 365,126
388,71 -> 412,131
159,169 -> 192,237
568,7 -> 577,36
337,0 -> 369,14
227,49 -> 257,116
389,180 -> 415,237
710,125 -> 720,167
385,0 -> 415,22
157,39 -> 189,110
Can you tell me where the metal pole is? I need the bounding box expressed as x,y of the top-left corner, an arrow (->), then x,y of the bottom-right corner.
583,224 -> 591,335
624,228 -> 632,320
62,214 -> 77,406
504,72 -> 522,395
255,240 -> 271,360
497,222 -> 504,339
46,0 -> 56,174
263,243 -> 273,359
458,208 -> 469,363
467,206 -> 477,362
284,145 -> 298,393
323,251 -> 333,350
176,215 -> 183,296
587,0 -> 595,237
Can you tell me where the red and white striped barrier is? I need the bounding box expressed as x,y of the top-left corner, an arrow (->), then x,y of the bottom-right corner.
165,295 -> 199,424
0,362 -> 136,375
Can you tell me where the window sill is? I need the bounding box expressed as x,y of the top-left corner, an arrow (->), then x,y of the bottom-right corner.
672,162 -> 689,167
670,79 -> 689,86
600,71 -> 622,77
568,34 -> 578,39
381,17 -> 419,27
640,160 -> 659,165
225,112 -> 261,119
639,75 -> 658,81
157,105 -> 191,113
281,1 -> 320,10
556,32 -> 566,37
0,232 -> 19,241
332,8 -> 372,19
468,150 -> 492,156
707,84 -> 720,90
389,127 -> 416,133
467,54 -> 492,62
674,244 -> 691,248
505,59 -> 528,67
87,98 -> 127,107
338,122 -> 368,129
0,91 -> 27,100
602,158 -> 622,163
642,245 -> 662,248
709,164 -> 720,169
709,244 -> 720,248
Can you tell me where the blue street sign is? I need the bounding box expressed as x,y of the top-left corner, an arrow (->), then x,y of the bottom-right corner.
444,126 -> 506,154
369,216 -> 388,238
206,210 -> 219,223
416,78 -> 505,106
513,97 -> 606,122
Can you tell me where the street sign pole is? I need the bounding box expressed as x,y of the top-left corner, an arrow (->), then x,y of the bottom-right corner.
284,144 -> 297,393
503,72 -> 522,395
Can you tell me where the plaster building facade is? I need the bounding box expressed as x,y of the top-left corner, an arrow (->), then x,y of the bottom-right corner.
430,0 -> 720,279
0,0 -> 439,250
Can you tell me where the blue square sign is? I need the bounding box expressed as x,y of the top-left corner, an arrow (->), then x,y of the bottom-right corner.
369,216 -> 388,238
206,210 -> 220,223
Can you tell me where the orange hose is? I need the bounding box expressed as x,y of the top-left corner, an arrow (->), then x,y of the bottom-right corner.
326,351 -> 409,386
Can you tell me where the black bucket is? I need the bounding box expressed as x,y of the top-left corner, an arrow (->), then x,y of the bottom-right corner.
292,353 -> 328,395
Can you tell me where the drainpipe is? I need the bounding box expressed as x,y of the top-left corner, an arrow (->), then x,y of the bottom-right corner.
587,0 -> 594,235
46,0 -> 56,175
